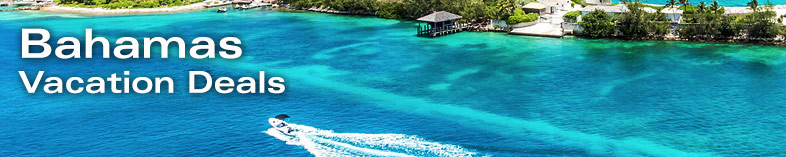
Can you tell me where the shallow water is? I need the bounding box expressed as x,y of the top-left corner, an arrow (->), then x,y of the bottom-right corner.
1,9 -> 786,156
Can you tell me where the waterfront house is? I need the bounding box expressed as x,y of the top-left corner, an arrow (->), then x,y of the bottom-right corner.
416,11 -> 466,37
641,7 -> 656,13
522,2 -> 547,15
538,0 -> 571,14
662,8 -> 683,23
578,5 -> 627,21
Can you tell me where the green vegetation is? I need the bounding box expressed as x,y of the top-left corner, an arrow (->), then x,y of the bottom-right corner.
506,9 -> 538,24
642,4 -> 663,10
279,0 -> 521,22
580,9 -> 615,38
56,0 -> 202,8
679,0 -> 736,38
665,0 -> 676,8
740,5 -> 781,38
563,10 -> 581,22
570,0 -> 586,7
577,0 -> 786,41
617,0 -> 669,38
680,0 -> 782,39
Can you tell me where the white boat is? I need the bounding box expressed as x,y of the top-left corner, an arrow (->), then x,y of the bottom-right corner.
268,114 -> 295,134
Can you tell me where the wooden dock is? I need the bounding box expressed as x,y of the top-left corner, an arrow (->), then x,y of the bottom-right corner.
417,23 -> 469,37
415,11 -> 467,37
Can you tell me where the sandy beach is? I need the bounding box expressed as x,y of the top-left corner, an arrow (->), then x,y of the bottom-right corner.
39,3 -> 211,15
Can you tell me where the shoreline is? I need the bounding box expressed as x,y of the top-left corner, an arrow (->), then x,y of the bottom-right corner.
38,3 -> 210,15
22,2 -> 786,46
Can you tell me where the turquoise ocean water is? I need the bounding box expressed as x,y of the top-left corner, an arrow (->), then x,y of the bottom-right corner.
2,9 -> 786,156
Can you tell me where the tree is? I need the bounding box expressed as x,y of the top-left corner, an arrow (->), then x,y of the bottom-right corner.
495,0 -> 516,20
748,0 -> 759,11
563,10 -> 581,22
666,0 -> 676,8
90,0 -> 105,5
718,16 -> 739,37
378,2 -> 403,19
507,9 -> 538,24
618,0 -> 669,37
742,6 -> 780,38
580,9 -> 615,38
618,0 -> 649,37
678,0 -> 688,6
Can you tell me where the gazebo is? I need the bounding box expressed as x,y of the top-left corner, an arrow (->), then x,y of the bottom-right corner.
416,11 -> 465,37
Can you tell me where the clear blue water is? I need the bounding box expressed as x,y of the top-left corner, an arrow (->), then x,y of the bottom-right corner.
613,0 -> 786,6
2,9 -> 786,156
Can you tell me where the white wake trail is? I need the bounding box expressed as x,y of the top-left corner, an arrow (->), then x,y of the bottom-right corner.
265,123 -> 476,157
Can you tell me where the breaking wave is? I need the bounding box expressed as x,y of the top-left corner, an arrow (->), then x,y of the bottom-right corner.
265,123 -> 477,157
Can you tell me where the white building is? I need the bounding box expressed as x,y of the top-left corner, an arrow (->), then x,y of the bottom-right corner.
538,0 -> 571,14
662,8 -> 684,23
578,5 -> 627,21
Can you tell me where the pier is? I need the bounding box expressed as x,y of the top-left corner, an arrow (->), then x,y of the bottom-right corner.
416,11 -> 466,37
417,22 -> 469,37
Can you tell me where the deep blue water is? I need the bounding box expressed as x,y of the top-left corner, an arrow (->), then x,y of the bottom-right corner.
2,9 -> 786,156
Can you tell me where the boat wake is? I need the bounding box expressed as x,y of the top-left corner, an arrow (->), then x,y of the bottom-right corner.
265,123 -> 476,157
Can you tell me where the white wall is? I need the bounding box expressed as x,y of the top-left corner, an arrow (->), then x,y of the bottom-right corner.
665,14 -> 682,23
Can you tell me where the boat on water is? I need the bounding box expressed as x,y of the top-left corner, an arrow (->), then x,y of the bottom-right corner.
217,7 -> 227,12
268,114 -> 295,134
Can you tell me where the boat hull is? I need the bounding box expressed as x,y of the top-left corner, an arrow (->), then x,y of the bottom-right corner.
268,118 -> 294,135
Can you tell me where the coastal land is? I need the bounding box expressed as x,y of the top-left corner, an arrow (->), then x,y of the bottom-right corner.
10,0 -> 786,45
4,1 -> 786,157
38,2 -> 208,15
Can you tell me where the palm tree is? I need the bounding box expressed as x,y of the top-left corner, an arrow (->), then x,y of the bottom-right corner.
748,0 -> 759,11
496,0 -> 516,18
711,0 -> 719,12
678,0 -> 689,6
698,2 -> 706,13
666,0 -> 676,8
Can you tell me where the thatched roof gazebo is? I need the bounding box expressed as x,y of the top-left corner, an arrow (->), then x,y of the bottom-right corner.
416,11 -> 466,37
416,11 -> 462,23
